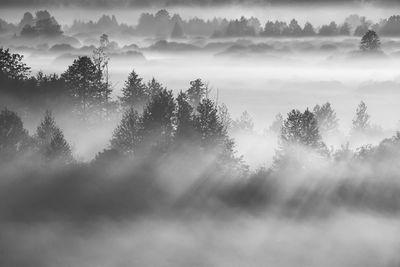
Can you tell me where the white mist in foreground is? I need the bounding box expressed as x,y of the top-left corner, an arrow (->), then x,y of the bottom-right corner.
2,212 -> 400,267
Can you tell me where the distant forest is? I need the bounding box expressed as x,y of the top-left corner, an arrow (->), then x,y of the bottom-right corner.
2,9 -> 400,39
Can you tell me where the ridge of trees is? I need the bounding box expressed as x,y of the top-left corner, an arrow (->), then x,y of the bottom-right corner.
2,10 -> 400,39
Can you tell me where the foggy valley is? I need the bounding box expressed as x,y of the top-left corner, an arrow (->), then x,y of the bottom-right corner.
2,1 -> 400,267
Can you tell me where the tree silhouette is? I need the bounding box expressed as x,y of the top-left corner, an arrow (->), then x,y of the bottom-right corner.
0,108 -> 29,160
62,56 -> 110,120
232,111 -> 254,133
352,101 -> 370,132
280,109 -> 326,150
146,78 -> 164,99
111,108 -> 143,155
142,89 -> 176,152
120,69 -> 148,109
269,113 -> 283,134
194,98 -> 226,149
339,23 -> 351,35
360,30 -> 381,51
302,22 -> 316,36
36,111 -> 73,163
0,48 -> 30,80
170,22 -> 184,38
313,102 -> 339,135
186,78 -> 207,109
175,91 -> 196,141
194,98 -> 245,173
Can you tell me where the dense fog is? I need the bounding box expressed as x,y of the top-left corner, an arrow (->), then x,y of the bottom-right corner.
2,4 -> 400,267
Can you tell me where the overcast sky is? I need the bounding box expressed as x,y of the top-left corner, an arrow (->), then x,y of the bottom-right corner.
0,0 -> 397,7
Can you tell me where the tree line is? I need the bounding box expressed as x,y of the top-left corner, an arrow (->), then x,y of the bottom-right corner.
2,10 -> 400,39
0,44 -> 391,170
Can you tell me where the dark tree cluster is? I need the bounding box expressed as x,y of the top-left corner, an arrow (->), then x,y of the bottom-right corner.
0,108 -> 72,164
0,48 -> 113,120
20,10 -> 63,37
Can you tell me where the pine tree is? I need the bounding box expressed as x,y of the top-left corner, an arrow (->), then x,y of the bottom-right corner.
110,108 -> 143,155
194,98 -> 226,149
62,56 -> 110,120
146,78 -> 164,99
360,30 -> 381,51
302,22 -> 316,36
0,108 -> 29,159
280,109 -> 326,150
36,111 -> 73,163
352,101 -> 370,132
175,91 -> 196,141
194,98 -> 245,173
170,22 -> 184,38
186,79 -> 207,109
313,102 -> 339,135
232,111 -> 254,133
142,89 -> 176,152
120,69 -> 148,109
269,113 -> 283,134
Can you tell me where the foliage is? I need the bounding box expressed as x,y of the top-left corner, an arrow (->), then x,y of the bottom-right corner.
232,111 -> 254,133
35,110 -> 73,163
269,113 -> 283,134
186,78 -> 207,109
62,56 -> 110,120
360,30 -> 381,51
313,102 -> 339,135
142,89 -> 176,152
352,101 -> 370,132
0,48 -> 30,80
175,91 -> 196,141
111,108 -> 143,155
120,69 -> 148,109
0,108 -> 29,160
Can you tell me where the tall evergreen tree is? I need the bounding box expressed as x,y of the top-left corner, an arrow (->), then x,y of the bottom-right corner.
0,108 -> 29,160
142,89 -> 176,152
120,69 -> 148,109
170,21 -> 184,38
175,91 -> 196,141
302,22 -> 316,36
110,107 -> 143,155
232,111 -> 254,133
36,111 -> 73,163
186,78 -> 207,109
194,98 -> 245,172
194,98 -> 227,149
146,78 -> 164,99
360,30 -> 381,51
269,113 -> 283,134
352,101 -> 370,132
313,102 -> 339,135
62,56 -> 110,120
280,109 -> 326,150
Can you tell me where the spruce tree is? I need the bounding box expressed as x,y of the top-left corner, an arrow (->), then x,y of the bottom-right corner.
36,111 -> 73,163
0,108 -> 29,159
111,107 -> 143,155
352,101 -> 370,132
313,102 -> 339,135
142,89 -> 176,152
120,69 -> 148,109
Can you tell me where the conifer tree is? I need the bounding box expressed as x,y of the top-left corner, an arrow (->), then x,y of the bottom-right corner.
36,110 -> 73,163
0,108 -> 29,159
352,101 -> 370,132
120,69 -> 148,109
142,89 -> 176,152
110,107 -> 143,155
